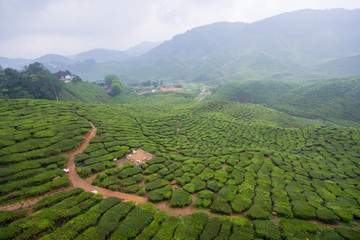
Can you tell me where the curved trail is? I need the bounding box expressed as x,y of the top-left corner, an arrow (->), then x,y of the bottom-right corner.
66,121 -> 147,203
1,121 -> 342,227
67,121 -> 226,217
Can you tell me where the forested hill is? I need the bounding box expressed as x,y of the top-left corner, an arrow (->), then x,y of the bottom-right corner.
0,63 -> 129,104
270,76 -> 360,128
208,76 -> 360,128
207,81 -> 295,104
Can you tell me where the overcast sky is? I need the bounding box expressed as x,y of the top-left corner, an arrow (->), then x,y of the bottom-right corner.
1,0 -> 359,59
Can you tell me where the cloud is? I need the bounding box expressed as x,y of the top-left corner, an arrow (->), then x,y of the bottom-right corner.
0,0 -> 359,58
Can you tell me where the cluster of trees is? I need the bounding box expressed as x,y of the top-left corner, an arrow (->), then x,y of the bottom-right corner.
0,63 -> 62,100
104,74 -> 123,96
2,188 -> 359,239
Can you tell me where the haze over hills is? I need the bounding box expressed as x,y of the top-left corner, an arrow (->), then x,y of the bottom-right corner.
1,8 -> 359,83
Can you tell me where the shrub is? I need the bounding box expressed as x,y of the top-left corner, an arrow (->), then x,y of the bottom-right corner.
292,201 -> 316,220
76,226 -> 103,240
152,216 -> 181,240
117,166 -> 142,179
218,185 -> 237,202
210,196 -> 232,215
0,209 -> 28,226
335,226 -> 360,240
199,168 -> 214,181
33,188 -> 83,211
102,176 -> 120,187
173,212 -> 209,240
95,201 -> 135,237
214,169 -> 229,183
200,217 -> 221,240
207,180 -> 222,193
120,174 -> 143,187
183,183 -> 195,193
214,216 -> 232,240
135,210 -> 167,240
253,220 -> 281,240
147,157 -> 166,165
148,185 -> 172,202
145,179 -> 169,191
245,205 -> 271,220
231,195 -> 252,213
170,189 -> 192,208
279,218 -> 318,240
110,205 -> 155,240
199,190 -> 215,201
145,174 -> 158,183
316,208 -> 340,224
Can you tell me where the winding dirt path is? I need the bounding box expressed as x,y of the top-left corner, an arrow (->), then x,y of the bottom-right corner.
0,121 -> 342,228
66,121 -> 147,203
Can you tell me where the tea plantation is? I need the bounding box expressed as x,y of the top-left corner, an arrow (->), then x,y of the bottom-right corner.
1,95 -> 360,239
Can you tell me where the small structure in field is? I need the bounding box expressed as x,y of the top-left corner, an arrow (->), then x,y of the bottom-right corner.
91,190 -> 98,194
63,168 -> 70,173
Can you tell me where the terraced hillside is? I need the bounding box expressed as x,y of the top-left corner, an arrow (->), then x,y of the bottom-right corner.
0,96 -> 360,239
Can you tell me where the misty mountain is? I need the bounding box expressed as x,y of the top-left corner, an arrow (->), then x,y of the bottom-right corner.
73,49 -> 130,63
93,8 -> 360,83
1,9 -> 359,82
125,41 -> 162,57
315,54 -> 360,76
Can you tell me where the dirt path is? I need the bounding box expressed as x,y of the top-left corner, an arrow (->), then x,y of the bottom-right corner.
66,121 -> 147,203
0,121 -> 342,228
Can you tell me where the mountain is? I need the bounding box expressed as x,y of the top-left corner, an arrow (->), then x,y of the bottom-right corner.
74,8 -> 360,82
1,9 -> 359,82
270,76 -> 360,127
125,41 -> 162,57
73,49 -> 130,63
315,54 -> 360,77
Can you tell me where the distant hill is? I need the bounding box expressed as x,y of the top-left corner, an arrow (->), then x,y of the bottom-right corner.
73,49 -> 130,63
125,41 -> 162,57
1,9 -> 359,83
207,81 -> 295,103
270,76 -> 360,127
315,54 -> 360,77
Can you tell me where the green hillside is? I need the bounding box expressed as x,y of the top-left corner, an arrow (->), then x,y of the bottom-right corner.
1,96 -> 360,238
207,80 -> 295,103
59,81 -> 112,104
271,76 -> 360,128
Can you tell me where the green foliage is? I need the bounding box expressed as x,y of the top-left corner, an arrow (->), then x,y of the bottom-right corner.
279,218 -> 318,240
173,212 -> 209,240
110,205 -> 155,240
0,209 -> 28,226
148,185 -> 172,202
170,189 -> 192,208
335,226 -> 360,240
253,220 -> 281,240
152,216 -> 181,240
0,63 -> 62,100
200,217 -> 221,240
96,201 -> 135,238
210,196 -> 232,215
33,188 -> 83,211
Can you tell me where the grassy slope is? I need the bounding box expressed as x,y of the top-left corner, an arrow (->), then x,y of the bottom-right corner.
271,76 -> 360,128
208,77 -> 360,128
58,82 -> 112,104
207,81 -> 295,104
